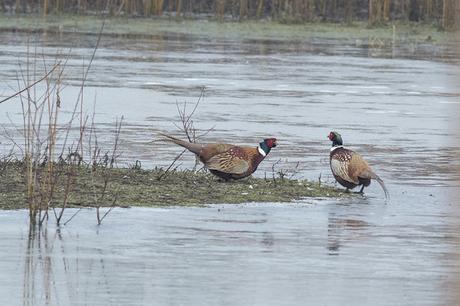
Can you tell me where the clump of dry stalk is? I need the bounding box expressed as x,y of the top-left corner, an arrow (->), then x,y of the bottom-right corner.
1,21 -> 120,227
12,52 -> 72,227
267,159 -> 303,185
159,87 -> 214,180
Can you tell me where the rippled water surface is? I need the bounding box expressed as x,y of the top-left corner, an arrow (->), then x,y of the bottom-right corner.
0,30 -> 459,305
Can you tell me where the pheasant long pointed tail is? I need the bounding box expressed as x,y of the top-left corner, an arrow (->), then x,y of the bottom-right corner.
361,169 -> 390,200
159,133 -> 202,155
374,175 -> 390,200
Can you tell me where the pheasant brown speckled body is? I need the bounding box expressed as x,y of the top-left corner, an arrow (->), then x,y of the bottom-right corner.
328,131 -> 389,199
160,133 -> 277,180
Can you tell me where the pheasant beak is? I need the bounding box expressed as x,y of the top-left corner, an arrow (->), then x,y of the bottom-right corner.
273,140 -> 278,147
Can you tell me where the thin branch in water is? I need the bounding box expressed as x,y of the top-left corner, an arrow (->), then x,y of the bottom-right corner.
63,208 -> 83,226
98,194 -> 118,225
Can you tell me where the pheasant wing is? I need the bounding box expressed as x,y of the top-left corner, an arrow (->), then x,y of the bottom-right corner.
199,143 -> 235,161
348,153 -> 371,180
331,153 -> 359,185
205,150 -> 250,174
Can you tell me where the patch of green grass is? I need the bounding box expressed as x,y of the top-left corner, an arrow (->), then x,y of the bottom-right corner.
0,160 -> 346,210
0,14 -> 450,43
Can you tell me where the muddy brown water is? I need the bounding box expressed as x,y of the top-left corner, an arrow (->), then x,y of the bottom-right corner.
0,30 -> 459,305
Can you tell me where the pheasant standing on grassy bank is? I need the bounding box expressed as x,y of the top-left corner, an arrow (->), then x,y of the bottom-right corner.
160,133 -> 277,180
328,131 -> 389,199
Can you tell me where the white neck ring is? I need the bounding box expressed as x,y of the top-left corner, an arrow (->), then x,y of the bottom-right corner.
258,146 -> 267,157
330,145 -> 343,152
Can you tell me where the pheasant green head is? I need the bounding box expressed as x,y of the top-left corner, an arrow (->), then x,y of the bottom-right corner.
259,138 -> 277,156
328,131 -> 343,147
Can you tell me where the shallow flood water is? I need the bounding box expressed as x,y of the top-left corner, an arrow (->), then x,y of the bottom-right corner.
0,29 -> 459,305
1,200 -> 459,306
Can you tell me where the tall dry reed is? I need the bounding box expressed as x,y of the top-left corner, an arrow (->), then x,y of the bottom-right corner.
1,1 -> 454,26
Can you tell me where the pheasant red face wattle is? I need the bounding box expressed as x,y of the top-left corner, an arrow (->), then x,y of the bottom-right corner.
265,138 -> 277,148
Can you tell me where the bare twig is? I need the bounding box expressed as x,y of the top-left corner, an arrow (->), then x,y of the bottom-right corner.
157,149 -> 186,181
0,62 -> 61,104
288,161 -> 301,180
59,20 -> 105,159
174,86 -> 205,143
91,117 -> 123,225
271,159 -> 281,185
169,87 -> 215,171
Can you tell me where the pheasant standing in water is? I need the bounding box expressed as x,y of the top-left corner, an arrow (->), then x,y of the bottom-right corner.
160,133 -> 277,180
328,131 -> 389,199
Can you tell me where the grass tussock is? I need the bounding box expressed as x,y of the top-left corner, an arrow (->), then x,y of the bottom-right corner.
0,160 -> 346,210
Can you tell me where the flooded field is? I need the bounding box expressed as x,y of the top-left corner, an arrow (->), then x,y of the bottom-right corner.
0,27 -> 459,305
